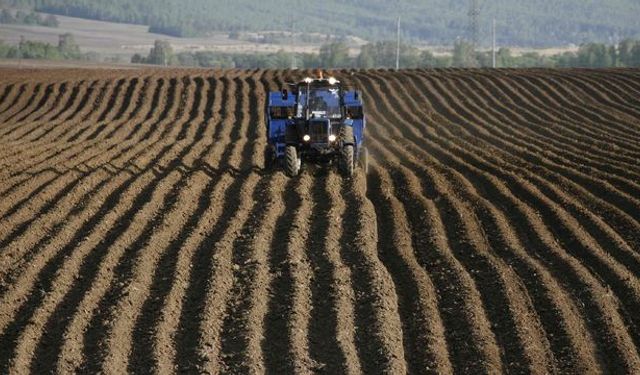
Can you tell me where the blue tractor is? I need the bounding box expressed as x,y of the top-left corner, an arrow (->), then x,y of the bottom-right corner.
266,76 -> 367,177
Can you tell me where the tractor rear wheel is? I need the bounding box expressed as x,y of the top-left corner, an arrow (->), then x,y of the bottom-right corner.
341,145 -> 354,177
360,146 -> 369,175
285,145 -> 300,177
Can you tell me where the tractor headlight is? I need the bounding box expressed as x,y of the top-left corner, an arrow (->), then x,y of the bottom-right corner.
303,77 -> 313,83
303,134 -> 311,142
328,134 -> 337,142
328,77 -> 338,85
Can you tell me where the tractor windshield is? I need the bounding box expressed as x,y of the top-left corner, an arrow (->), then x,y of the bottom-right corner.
297,86 -> 341,119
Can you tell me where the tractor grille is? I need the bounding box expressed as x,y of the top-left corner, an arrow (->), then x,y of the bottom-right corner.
309,121 -> 328,143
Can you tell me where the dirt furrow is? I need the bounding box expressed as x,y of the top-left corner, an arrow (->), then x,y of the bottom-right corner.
0,83 -> 27,119
446,71 -> 640,174
1,83 -> 44,124
364,88 -> 633,374
552,70 -> 640,118
2,67 -> 640,374
8,80 -> 90,143
400,71 -> 636,253
0,92 -> 203,371
82,77 -> 146,142
433,72 -> 640,208
369,126 -> 602,373
15,83 -> 58,124
352,71 -> 616,374
105,76 -> 163,140
505,72 -> 640,149
261,174 -> 315,374
406,71 -> 640,229
365,131 -> 544,374
366,162 -> 454,375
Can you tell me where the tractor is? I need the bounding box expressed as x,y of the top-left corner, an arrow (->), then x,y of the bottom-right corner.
266,75 -> 367,177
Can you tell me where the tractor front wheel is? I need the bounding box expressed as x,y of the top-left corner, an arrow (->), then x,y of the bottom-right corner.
285,145 -> 300,177
341,145 -> 355,177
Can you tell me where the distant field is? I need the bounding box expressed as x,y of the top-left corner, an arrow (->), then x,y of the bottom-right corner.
0,13 -> 324,61
0,12 -> 579,63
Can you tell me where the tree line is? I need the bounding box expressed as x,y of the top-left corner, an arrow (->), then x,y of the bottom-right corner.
0,33 -> 85,60
132,39 -> 640,69
0,8 -> 58,27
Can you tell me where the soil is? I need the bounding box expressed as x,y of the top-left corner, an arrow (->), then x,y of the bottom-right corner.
0,66 -> 639,374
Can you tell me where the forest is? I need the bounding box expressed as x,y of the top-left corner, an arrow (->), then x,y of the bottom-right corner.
3,0 -> 640,47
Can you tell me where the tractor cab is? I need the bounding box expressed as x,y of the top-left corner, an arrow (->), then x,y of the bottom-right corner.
266,76 -> 367,177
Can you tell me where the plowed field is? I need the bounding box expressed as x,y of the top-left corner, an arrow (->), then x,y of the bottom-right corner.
1,67 -> 639,374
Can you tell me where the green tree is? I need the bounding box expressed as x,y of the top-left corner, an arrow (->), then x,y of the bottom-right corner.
618,39 -> 634,66
420,50 -> 437,67
0,9 -> 15,23
496,48 -> 515,67
609,45 -> 618,67
452,39 -> 477,67
131,53 -> 145,63
43,14 -> 59,27
630,42 -> 640,67
58,33 -> 80,58
319,41 -> 350,68
357,45 -> 375,69
147,40 -> 173,65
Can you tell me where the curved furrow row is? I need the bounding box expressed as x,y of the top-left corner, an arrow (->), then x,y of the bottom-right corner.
124,75 -> 222,372
0,75 -> 194,373
32,82 -> 71,123
365,162 -> 454,375
65,79 -> 126,142
81,77 -> 147,142
511,72 -> 640,146
339,167 -> 408,374
1,83 -> 45,124
356,77 -> 552,372
5,80 -> 91,143
0,79 -> 186,255
2,81 -> 76,141
0,123 -> 188,372
538,70 -> 640,123
48,75 -> 215,374
2,77 -> 152,177
370,70 -> 640,314
408,70 -> 640,186
366,120 -> 601,373
0,83 -> 27,119
0,79 -> 170,220
403,71 -> 640,232
428,72 -> 640,205
560,69 -> 640,114
104,76 -> 160,140
356,70 -> 640,374
261,173 -> 315,373
455,73 -> 640,181
408,71 -> 640,249
454,70 -> 640,169
14,83 -> 59,124
600,73 -> 640,103
74,76 -> 203,372
486,70 -> 640,143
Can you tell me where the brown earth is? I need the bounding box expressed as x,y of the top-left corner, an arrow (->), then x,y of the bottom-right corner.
0,66 -> 639,374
